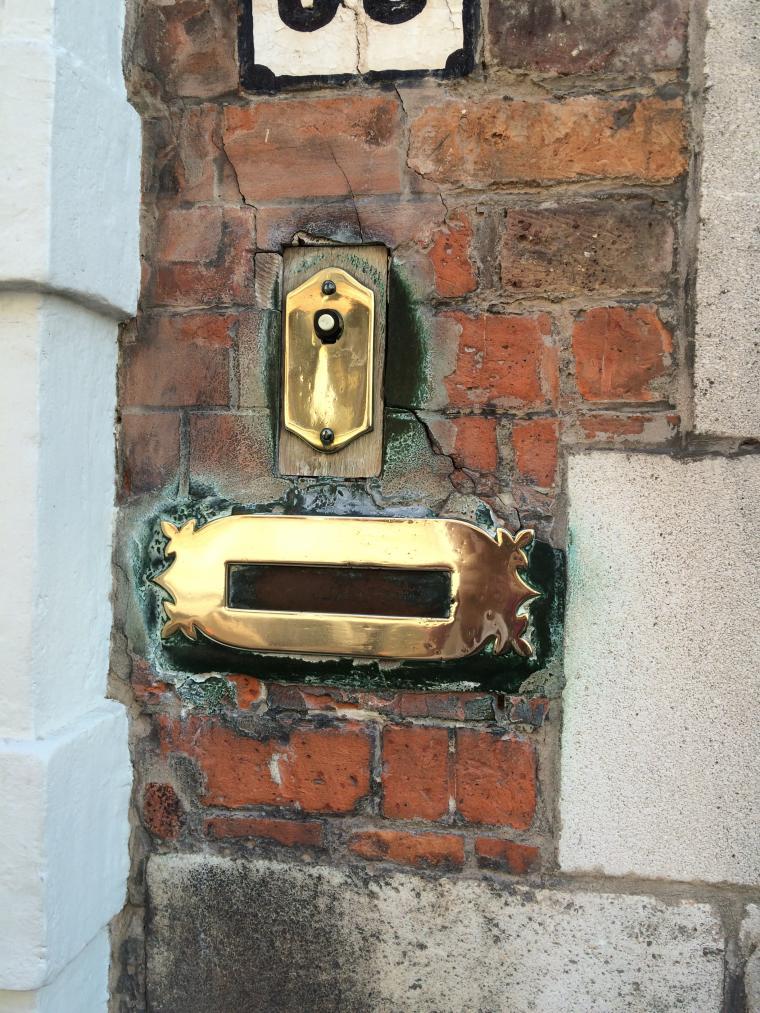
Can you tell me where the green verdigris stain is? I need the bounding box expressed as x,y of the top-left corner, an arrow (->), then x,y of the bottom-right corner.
290,251 -> 386,294
384,260 -> 430,409
263,311 -> 281,446
175,676 -> 234,713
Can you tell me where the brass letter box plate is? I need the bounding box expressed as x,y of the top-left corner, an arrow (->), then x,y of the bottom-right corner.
155,515 -> 538,661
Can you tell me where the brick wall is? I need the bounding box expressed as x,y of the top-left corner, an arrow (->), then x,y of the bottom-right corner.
136,674 -> 551,876
112,0 -> 701,1007
120,0 -> 688,535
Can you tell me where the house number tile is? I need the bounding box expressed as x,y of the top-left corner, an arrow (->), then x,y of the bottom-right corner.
239,0 -> 476,89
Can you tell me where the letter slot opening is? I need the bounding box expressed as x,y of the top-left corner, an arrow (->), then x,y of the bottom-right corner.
226,564 -> 452,619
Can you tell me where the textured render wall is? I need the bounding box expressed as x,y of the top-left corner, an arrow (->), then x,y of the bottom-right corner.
694,0 -> 760,437
0,0 -> 140,1008
111,0 -> 760,1009
560,453 -> 760,885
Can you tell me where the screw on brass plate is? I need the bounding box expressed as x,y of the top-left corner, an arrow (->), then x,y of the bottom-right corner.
321,279 -> 337,295
320,427 -> 335,447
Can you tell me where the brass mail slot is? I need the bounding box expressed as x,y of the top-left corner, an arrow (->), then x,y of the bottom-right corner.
155,515 -> 538,661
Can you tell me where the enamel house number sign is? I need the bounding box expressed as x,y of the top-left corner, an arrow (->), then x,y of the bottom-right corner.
239,0 -> 475,89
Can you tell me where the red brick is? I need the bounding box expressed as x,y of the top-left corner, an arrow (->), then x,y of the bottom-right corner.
507,697 -> 550,728
188,412 -> 273,491
397,692 -> 494,722
512,418 -> 560,488
580,414 -> 650,437
256,197 -> 445,251
149,105 -> 223,202
158,716 -> 372,813
429,212 -> 477,297
204,816 -> 323,848
146,206 -> 255,307
579,412 -> 680,443
455,729 -> 537,828
131,659 -> 171,705
443,312 -> 557,410
451,416 -> 498,473
572,306 -> 673,402
409,96 -> 686,187
382,725 -> 450,821
267,684 -> 359,714
487,0 -> 687,76
143,782 -> 184,840
155,206 -> 224,263
120,413 -> 180,496
121,313 -> 230,408
136,0 -> 238,100
475,837 -> 541,874
349,830 -> 464,870
501,203 -> 673,296
223,97 -> 403,202
265,686 -> 495,722
226,675 -> 265,710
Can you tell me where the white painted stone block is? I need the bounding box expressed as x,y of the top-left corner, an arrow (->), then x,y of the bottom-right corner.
0,0 -> 138,1007
560,452 -> 760,885
694,0 -> 760,437
53,0 -> 127,91
0,0 -> 54,41
49,51 -> 141,315
147,854 -> 725,1012
0,930 -> 109,1013
0,295 -> 117,740
0,296 -> 40,739
0,704 -> 130,991
0,39 -> 54,285
0,0 -> 140,316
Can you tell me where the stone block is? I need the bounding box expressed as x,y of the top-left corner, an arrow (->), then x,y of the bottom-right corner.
146,854 -> 725,1012
560,453 -> 760,885
0,706 -> 130,989
0,929 -> 109,1013
741,905 -> 760,1012
0,295 -> 117,739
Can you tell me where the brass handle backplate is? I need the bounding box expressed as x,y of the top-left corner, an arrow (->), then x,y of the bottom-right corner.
283,267 -> 374,454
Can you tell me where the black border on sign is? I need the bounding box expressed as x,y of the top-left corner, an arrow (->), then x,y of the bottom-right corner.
238,0 -> 479,93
